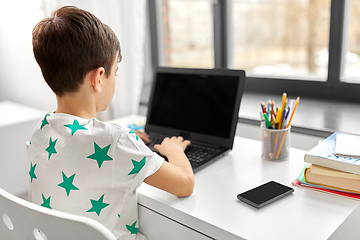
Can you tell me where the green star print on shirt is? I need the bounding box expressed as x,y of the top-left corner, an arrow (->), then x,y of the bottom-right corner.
64,119 -> 87,135
87,143 -> 113,168
45,137 -> 58,160
58,172 -> 79,196
126,221 -> 139,235
41,194 -> 52,209
29,162 -> 37,183
40,114 -> 50,129
128,157 -> 146,175
129,129 -> 139,141
86,194 -> 109,216
27,115 -> 165,238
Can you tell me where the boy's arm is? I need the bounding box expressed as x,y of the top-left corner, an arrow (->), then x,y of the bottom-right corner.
144,136 -> 195,197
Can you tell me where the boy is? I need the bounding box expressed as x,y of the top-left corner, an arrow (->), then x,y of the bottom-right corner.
28,6 -> 194,239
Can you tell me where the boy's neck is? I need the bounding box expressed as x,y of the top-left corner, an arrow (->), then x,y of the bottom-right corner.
55,93 -> 97,120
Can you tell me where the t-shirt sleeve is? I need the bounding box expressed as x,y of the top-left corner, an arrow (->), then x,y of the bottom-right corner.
112,127 -> 164,196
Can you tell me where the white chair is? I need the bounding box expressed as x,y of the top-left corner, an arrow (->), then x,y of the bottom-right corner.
0,188 -> 117,240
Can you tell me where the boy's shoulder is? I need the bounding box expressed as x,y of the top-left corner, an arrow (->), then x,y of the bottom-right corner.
29,113 -> 150,164
33,113 -> 128,140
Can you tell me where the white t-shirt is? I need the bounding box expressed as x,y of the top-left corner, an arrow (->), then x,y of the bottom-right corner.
27,113 -> 164,240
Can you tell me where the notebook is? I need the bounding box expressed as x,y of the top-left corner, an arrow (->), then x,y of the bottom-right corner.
145,67 -> 246,171
335,133 -> 360,158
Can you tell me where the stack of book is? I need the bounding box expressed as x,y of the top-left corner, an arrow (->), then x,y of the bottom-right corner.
293,132 -> 360,200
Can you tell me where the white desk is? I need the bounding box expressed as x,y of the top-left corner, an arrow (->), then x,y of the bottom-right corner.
111,116 -> 359,240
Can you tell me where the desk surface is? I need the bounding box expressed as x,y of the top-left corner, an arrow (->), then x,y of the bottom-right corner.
112,116 -> 359,240
0,101 -> 45,127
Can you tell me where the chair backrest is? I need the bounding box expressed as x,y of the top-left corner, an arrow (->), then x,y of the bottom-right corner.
0,188 -> 117,240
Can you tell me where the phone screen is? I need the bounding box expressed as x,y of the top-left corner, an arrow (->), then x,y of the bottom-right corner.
237,181 -> 294,208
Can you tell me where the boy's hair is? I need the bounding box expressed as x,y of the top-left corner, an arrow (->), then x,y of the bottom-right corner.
32,6 -> 121,96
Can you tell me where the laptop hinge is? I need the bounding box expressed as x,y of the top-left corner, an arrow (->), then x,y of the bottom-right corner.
179,132 -> 190,140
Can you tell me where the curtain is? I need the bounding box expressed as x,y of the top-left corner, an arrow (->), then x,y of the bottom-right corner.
43,0 -> 147,120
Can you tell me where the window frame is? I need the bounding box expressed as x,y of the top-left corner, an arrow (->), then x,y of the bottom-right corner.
148,0 -> 360,102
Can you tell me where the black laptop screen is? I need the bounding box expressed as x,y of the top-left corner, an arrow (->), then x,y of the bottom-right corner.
147,72 -> 240,139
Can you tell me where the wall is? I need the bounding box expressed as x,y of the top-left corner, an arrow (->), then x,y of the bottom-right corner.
0,1 -> 57,112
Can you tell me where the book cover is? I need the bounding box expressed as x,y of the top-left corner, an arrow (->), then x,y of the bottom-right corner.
304,164 -> 360,194
304,132 -> 360,175
293,164 -> 360,200
292,179 -> 360,201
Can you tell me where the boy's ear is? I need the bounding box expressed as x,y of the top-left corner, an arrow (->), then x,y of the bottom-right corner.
91,67 -> 105,92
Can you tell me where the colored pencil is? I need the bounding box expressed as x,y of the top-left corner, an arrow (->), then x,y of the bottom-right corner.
276,97 -> 300,158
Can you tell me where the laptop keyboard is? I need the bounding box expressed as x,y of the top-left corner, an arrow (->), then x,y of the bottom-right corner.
185,145 -> 221,163
148,137 -> 221,163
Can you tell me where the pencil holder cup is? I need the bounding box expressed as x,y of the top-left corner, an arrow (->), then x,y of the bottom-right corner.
261,126 -> 291,160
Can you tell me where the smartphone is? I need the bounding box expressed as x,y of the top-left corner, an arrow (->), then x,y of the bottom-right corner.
237,181 -> 294,208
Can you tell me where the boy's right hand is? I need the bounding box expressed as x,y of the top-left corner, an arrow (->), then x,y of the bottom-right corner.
153,136 -> 190,158
145,136 -> 195,197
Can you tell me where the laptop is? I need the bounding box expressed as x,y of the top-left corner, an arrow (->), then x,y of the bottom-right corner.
145,67 -> 246,171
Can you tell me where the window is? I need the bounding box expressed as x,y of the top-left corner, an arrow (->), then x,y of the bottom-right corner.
157,0 -> 214,68
148,0 -> 360,102
344,0 -> 360,82
232,0 -> 330,80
